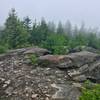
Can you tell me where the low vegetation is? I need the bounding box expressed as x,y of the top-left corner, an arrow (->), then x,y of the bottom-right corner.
0,45 -> 7,54
29,54 -> 38,65
80,81 -> 100,100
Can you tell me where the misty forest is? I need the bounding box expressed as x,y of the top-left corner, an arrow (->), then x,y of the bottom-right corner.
0,8 -> 100,54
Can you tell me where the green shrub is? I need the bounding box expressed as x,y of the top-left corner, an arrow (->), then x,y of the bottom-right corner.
52,46 -> 69,55
29,54 -> 38,65
41,34 -> 68,54
80,81 -> 100,100
0,45 -> 7,54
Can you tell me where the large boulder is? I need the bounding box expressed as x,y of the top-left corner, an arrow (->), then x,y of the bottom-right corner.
4,47 -> 50,56
86,61 -> 100,83
69,46 -> 100,53
67,51 -> 99,67
23,47 -> 50,56
0,47 -> 50,61
66,52 -> 100,83
38,51 -> 100,68
38,51 -> 100,83
38,55 -> 73,68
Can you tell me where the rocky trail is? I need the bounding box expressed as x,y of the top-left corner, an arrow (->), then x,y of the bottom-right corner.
0,47 -> 100,100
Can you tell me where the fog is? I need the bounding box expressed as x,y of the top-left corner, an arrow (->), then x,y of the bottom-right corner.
0,0 -> 100,28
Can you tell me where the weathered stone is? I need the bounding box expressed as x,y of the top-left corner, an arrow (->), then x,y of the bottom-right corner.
73,75 -> 87,82
68,70 -> 81,77
72,83 -> 82,89
67,51 -> 99,67
31,94 -> 38,99
0,47 -> 100,100
5,87 -> 13,95
0,77 -> 5,81
51,83 -> 81,100
3,84 -> 8,88
38,55 -> 73,68
79,64 -> 89,73
87,61 -> 100,83
23,47 -> 50,56
69,46 -> 99,53
38,51 -> 100,69
5,80 -> 11,85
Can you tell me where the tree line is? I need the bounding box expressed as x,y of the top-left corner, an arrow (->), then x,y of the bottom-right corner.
0,8 -> 100,54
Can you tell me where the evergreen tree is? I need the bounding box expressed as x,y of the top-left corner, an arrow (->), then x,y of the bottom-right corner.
64,20 -> 72,37
87,33 -> 99,49
79,22 -> 86,34
23,16 -> 31,32
57,21 -> 64,34
39,18 -> 49,41
73,25 -> 79,36
4,8 -> 28,48
30,18 -> 48,45
30,19 -> 40,45
48,21 -> 56,33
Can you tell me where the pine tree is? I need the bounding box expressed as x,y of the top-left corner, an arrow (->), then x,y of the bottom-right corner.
57,21 -> 64,34
64,20 -> 72,37
39,18 -> 49,41
4,8 -> 28,48
23,16 -> 31,32
48,21 -> 56,33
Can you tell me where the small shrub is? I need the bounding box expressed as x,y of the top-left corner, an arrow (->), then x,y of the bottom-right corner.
53,46 -> 69,55
29,54 -> 38,65
0,45 -> 7,54
79,81 -> 100,100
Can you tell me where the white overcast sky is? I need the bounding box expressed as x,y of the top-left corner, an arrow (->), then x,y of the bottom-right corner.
0,0 -> 100,28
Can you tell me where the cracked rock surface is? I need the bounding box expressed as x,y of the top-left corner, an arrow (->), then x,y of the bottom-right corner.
0,47 -> 100,100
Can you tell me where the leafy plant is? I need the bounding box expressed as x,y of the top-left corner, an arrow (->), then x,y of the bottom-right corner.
42,34 -> 68,54
52,46 -> 69,55
0,45 -> 7,54
79,81 -> 100,100
29,54 -> 38,65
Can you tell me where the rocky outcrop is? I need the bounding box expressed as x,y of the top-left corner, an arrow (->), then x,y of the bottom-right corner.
38,55 -> 73,68
38,51 -> 100,83
0,47 -> 100,100
7,47 -> 50,56
69,46 -> 100,53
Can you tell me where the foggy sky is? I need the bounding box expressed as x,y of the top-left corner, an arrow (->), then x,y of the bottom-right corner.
0,0 -> 100,28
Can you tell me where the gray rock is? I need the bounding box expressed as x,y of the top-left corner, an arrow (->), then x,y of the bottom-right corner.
5,87 -> 13,96
73,75 -> 87,82
69,46 -> 99,53
23,47 -> 50,56
0,47 -> 100,100
38,55 -> 73,68
87,61 -> 100,83
51,83 -> 81,100
66,51 -> 99,67
38,51 -> 100,68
